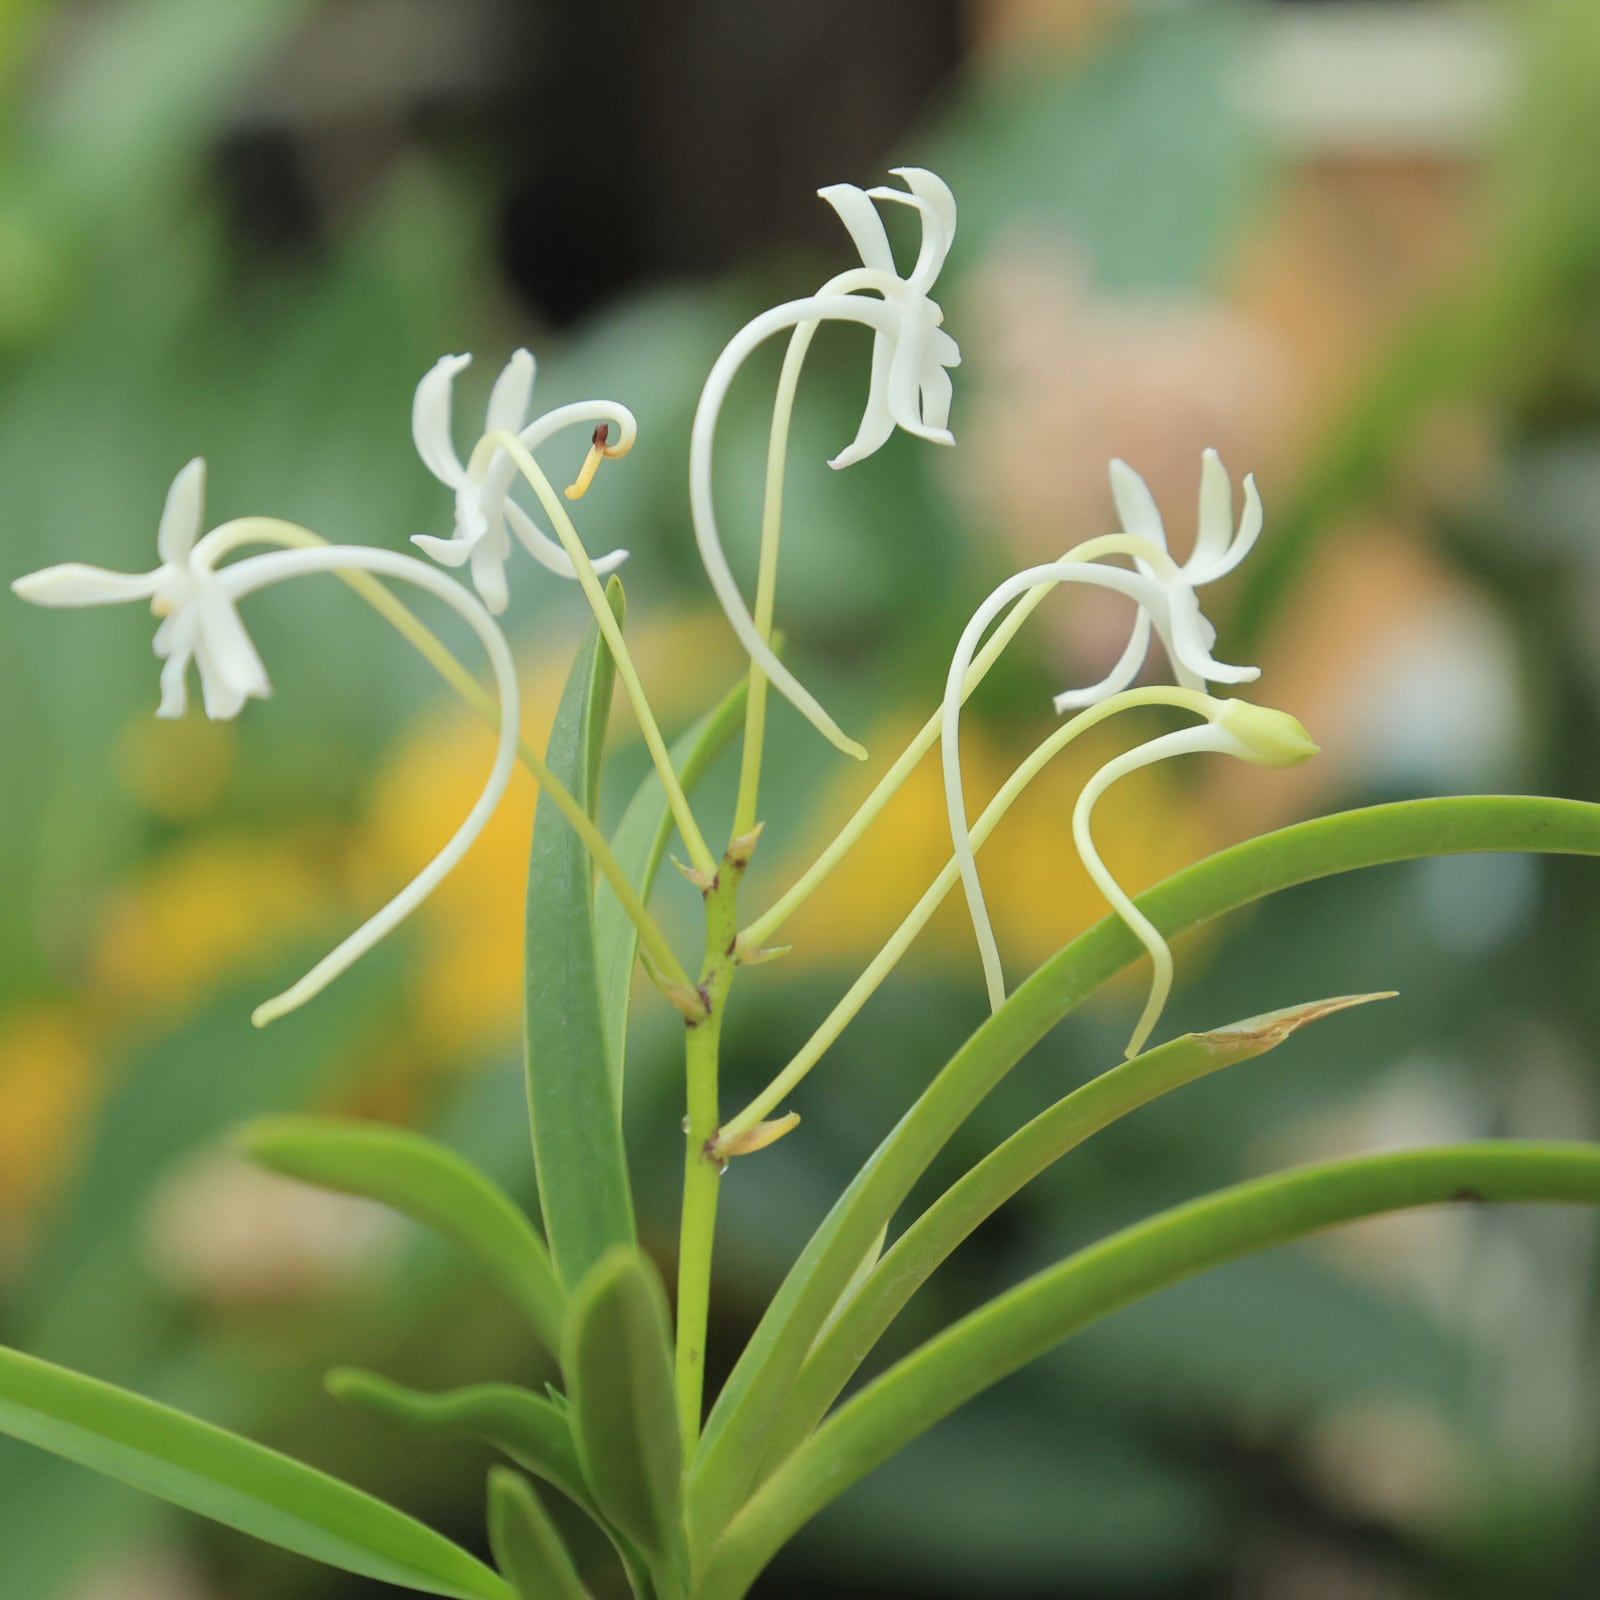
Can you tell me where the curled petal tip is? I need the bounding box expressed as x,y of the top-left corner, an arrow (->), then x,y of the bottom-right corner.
410,533 -> 473,567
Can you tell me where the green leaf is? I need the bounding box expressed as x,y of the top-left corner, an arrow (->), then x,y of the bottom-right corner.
770,995 -> 1390,1468
688,795 -> 1600,1557
701,1142 -> 1600,1600
563,1248 -> 683,1572
329,1370 -> 651,1596
487,1468 -> 593,1600
595,672 -> 748,1101
327,1369 -> 591,1520
525,577 -> 636,1288
0,1344 -> 511,1600
240,1116 -> 563,1359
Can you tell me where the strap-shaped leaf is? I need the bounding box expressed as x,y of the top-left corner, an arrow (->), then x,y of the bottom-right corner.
0,1344 -> 511,1600
327,1368 -> 591,1516
564,1248 -> 683,1570
526,578 -> 636,1287
596,672 -> 748,1100
241,1116 -> 563,1359
487,1468 -> 593,1600
700,1141 -> 1600,1600
689,796 -> 1600,1552
770,995 -> 1389,1465
329,1369 -> 649,1595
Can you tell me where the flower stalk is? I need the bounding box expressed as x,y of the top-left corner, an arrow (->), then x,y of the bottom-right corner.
675,828 -> 763,1454
483,428 -> 719,881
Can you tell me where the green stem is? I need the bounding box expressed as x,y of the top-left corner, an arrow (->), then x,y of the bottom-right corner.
674,840 -> 753,1452
485,430 -> 718,880
700,1141 -> 1600,1599
731,324 -> 815,841
686,795 -> 1600,1562
719,688 -> 1211,1143
740,533 -> 1163,951
676,1012 -> 724,1456
202,517 -> 695,997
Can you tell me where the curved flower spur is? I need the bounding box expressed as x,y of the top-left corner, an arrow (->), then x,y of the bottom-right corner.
411,347 -> 634,614
13,459 -> 521,1028
940,451 -> 1311,1052
691,167 -> 962,761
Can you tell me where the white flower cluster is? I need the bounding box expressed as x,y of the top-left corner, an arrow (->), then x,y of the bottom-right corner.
11,345 -> 632,1024
12,163 -> 1314,1053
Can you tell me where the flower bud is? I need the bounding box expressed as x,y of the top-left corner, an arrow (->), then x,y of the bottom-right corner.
1211,698 -> 1319,768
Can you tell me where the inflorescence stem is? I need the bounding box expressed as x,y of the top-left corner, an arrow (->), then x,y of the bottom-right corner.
201,517 -> 696,1001
730,323 -> 817,841
716,688 -> 1213,1144
740,535 -> 1166,954
482,429 -> 720,880
675,829 -> 762,1452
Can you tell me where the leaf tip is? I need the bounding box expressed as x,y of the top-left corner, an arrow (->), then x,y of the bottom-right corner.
1196,991 -> 1397,1057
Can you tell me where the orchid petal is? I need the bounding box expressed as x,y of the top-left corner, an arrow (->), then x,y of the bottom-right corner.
485,348 -> 535,437
1108,459 -> 1170,554
828,332 -> 898,469
884,322 -> 930,433
818,183 -> 896,275
1159,587 -> 1258,687
1229,473 -> 1264,572
479,442 -> 520,517
156,458 -> 206,566
503,500 -> 628,579
1191,447 -> 1234,579
412,353 -> 472,487
155,609 -> 198,719
919,359 -> 954,434
870,168 -> 956,291
194,585 -> 271,720
12,563 -> 162,608
1052,609 -> 1153,713
468,530 -> 510,616
891,167 -> 956,253
410,533 -> 473,568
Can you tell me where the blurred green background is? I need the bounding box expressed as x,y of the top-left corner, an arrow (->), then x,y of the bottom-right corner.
4,1 -> 1600,1596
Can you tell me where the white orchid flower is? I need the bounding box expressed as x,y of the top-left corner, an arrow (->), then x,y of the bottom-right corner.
817,166 -> 961,467
1054,450 -> 1262,713
690,166 -> 961,760
942,452 -> 1267,1018
411,348 -> 631,613
13,466 -> 523,1030
11,459 -> 270,720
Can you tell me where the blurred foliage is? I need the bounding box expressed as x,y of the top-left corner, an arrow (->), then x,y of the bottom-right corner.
4,1 -> 1600,1598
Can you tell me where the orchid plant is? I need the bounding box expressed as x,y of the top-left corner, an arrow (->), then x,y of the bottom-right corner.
6,166 -> 1600,1600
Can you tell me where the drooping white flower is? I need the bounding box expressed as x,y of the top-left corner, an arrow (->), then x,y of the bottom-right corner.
1053,450 -> 1262,713
11,458 -> 271,720
941,453 -> 1268,1019
410,348 -> 631,613
13,467 -> 524,1029
690,166 -> 962,759
817,166 -> 962,467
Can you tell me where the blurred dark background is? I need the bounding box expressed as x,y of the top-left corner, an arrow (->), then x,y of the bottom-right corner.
4,1 -> 1600,1596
